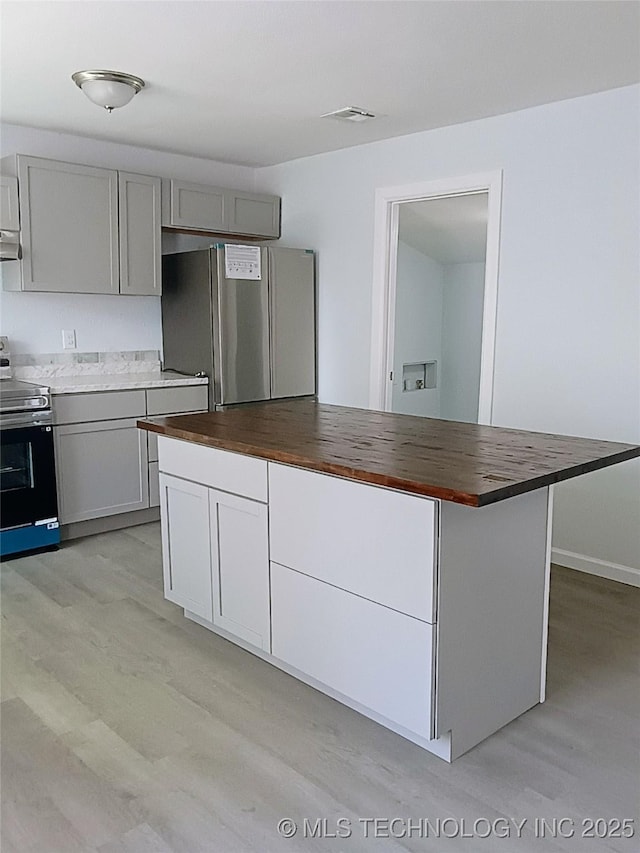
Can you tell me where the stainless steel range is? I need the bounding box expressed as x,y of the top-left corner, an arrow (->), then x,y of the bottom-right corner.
0,375 -> 60,558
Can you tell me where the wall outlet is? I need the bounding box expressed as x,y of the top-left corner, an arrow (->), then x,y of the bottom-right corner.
62,329 -> 77,349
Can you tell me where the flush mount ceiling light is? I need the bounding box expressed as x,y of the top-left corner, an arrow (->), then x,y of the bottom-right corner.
321,106 -> 376,122
71,69 -> 145,113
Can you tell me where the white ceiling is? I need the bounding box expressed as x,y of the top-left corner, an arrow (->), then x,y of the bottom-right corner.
399,193 -> 488,265
1,1 -> 638,167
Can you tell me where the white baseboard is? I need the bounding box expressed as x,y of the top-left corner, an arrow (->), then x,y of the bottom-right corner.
552,548 -> 640,588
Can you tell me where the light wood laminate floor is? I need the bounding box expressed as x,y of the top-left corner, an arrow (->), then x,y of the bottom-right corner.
1,523 -> 638,853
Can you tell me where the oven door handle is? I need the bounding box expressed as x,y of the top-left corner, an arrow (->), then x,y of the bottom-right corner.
1,397 -> 49,412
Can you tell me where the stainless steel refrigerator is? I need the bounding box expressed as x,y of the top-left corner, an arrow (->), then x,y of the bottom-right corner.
161,245 -> 316,410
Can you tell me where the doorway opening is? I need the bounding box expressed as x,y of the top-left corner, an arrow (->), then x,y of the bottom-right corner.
369,172 -> 502,424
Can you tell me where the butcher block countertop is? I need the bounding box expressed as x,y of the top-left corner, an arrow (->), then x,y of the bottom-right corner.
138,400 -> 640,507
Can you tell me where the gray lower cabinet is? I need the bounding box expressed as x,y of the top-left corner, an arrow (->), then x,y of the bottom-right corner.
1,155 -> 161,294
53,385 -> 208,526
54,389 -> 146,425
146,385 -> 208,416
55,419 -> 149,523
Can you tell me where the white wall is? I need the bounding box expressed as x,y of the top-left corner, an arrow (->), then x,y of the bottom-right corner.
0,291 -> 161,354
258,85 -> 640,579
391,241 -> 443,417
0,123 -> 257,355
440,262 -> 485,423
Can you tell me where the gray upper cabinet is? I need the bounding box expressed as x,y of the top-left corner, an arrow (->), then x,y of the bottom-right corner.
0,175 -> 19,231
162,178 -> 281,239
119,172 -> 162,296
225,190 -> 280,238
165,180 -> 226,232
1,155 -> 161,295
17,156 -> 120,294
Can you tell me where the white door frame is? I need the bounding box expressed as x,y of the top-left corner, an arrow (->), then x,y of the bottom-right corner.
368,171 -> 503,424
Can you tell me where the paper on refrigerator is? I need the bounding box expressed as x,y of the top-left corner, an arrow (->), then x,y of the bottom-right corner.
224,245 -> 262,280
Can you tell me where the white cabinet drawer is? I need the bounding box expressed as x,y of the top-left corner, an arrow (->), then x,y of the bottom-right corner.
54,390 -> 145,424
271,563 -> 434,740
269,463 -> 437,622
158,436 -> 267,502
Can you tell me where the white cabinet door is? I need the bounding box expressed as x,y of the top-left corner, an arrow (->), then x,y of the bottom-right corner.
271,562 -> 435,739
118,172 -> 162,296
17,156 -> 119,293
55,418 -> 149,522
210,489 -> 270,651
159,474 -> 213,621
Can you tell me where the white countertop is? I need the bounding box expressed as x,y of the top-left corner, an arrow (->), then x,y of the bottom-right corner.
48,372 -> 208,395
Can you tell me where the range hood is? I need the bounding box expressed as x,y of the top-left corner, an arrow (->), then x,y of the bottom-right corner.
0,231 -> 20,261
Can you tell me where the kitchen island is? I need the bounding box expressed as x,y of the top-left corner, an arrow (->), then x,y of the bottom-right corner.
138,401 -> 639,761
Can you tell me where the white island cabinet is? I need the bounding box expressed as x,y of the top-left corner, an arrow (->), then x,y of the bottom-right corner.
155,432 -> 552,761
158,437 -> 271,651
142,401 -> 639,760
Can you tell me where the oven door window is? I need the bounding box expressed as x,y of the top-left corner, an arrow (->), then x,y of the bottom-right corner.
0,425 -> 58,529
1,440 -> 35,492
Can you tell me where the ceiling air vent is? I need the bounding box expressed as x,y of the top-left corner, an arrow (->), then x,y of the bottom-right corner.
321,106 -> 376,122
